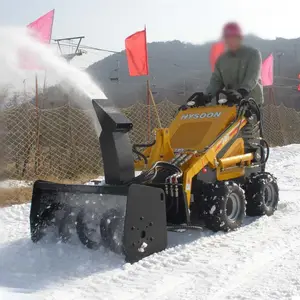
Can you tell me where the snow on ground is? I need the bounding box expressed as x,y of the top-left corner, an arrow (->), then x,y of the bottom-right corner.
1,145 -> 300,300
0,180 -> 32,189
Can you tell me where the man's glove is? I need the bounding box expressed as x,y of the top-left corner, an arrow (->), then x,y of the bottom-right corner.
178,104 -> 189,111
226,89 -> 248,104
186,92 -> 212,107
178,92 -> 212,111
237,89 -> 249,98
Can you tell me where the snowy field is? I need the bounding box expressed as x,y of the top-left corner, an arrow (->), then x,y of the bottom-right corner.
1,145 -> 300,300
0,180 -> 32,189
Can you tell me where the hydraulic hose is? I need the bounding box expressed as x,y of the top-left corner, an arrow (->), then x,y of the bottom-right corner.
126,161 -> 182,185
132,148 -> 148,165
132,140 -> 156,165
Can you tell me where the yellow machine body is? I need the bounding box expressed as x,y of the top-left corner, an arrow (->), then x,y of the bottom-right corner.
134,105 -> 254,206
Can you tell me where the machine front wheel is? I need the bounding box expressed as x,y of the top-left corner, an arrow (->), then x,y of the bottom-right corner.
203,181 -> 246,232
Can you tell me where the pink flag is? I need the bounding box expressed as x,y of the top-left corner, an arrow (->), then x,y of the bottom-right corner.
261,53 -> 273,86
27,9 -> 55,44
20,10 -> 55,70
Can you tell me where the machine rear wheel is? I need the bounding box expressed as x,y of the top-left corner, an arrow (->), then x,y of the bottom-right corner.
245,172 -> 279,216
203,181 -> 245,232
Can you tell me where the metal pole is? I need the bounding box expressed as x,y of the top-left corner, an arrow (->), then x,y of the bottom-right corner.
146,79 -> 151,142
35,74 -> 40,174
35,74 -> 39,111
276,52 -> 284,76
23,79 -> 27,97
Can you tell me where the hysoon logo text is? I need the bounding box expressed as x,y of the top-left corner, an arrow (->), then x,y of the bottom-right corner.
181,112 -> 222,120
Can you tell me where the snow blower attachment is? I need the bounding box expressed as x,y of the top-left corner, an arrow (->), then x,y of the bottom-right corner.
30,99 -> 167,263
30,90 -> 279,263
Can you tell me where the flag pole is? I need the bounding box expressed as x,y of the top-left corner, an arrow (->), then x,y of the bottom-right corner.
35,73 -> 39,111
146,78 -> 151,141
149,87 -> 162,128
35,73 -> 40,174
144,25 -> 161,138
144,25 -> 151,142
43,70 -> 47,108
23,79 -> 27,97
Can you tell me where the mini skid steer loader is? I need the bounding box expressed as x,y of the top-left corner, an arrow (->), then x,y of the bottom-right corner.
30,90 -> 279,263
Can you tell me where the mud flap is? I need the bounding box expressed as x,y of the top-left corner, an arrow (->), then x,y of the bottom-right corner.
30,180 -> 167,263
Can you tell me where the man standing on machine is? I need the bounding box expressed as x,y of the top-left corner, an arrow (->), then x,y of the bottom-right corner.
188,22 -> 265,167
198,22 -> 263,106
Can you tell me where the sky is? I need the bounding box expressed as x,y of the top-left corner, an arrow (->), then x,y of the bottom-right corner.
1,0 -> 300,69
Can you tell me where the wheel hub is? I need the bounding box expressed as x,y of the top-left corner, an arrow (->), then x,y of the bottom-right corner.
226,193 -> 241,221
263,184 -> 275,208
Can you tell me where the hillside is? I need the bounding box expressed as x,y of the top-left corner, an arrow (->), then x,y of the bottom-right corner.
26,35 -> 300,110
86,35 -> 300,108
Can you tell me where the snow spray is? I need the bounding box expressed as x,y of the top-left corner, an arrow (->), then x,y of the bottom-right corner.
0,26 -> 108,135
0,27 -> 106,100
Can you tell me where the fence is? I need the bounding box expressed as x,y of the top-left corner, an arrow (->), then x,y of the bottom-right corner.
1,99 -> 300,205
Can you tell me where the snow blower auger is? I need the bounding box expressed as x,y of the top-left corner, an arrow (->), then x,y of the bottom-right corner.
134,90 -> 279,233
30,99 -> 167,263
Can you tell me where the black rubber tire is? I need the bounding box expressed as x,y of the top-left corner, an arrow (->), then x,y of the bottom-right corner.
203,181 -> 246,232
245,172 -> 279,217
190,191 -> 206,224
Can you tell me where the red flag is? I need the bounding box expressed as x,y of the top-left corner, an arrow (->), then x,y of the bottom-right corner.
125,29 -> 149,76
210,41 -> 225,72
261,53 -> 273,86
20,10 -> 55,70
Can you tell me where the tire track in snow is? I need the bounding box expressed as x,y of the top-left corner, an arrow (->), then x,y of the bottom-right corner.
73,146 -> 300,300
208,201 -> 300,300
56,189 -> 300,300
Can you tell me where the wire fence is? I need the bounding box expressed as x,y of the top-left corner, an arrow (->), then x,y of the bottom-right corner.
1,99 -> 300,205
